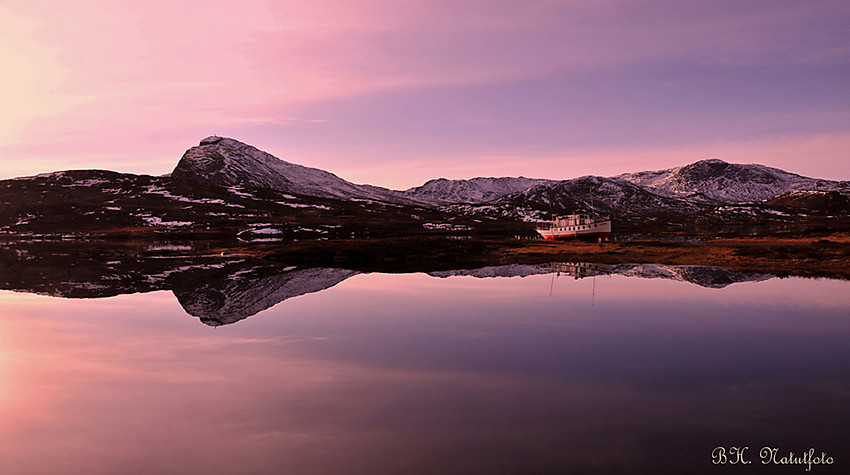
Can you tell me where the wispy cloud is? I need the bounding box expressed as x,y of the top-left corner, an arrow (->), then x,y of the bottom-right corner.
1,0 -> 848,183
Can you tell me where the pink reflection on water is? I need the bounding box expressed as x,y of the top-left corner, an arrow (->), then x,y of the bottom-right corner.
0,273 -> 848,474
0,291 -> 388,473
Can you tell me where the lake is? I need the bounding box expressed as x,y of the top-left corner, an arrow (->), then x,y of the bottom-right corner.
0,261 -> 848,474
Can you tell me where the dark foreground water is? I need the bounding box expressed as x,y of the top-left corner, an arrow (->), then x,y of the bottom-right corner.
0,265 -> 848,474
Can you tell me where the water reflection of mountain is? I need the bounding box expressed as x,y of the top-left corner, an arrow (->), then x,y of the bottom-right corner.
610,263 -> 774,288
0,242 -> 359,325
1,242 -> 777,326
429,263 -> 774,288
427,264 -> 550,279
174,267 -> 358,326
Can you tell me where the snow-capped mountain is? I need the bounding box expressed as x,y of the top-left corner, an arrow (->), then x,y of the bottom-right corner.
437,159 -> 850,222
172,136 -> 427,206
404,177 -> 555,204
0,166 -> 468,240
2,136 -> 848,239
447,175 -> 705,222
169,137 -> 849,218
616,158 -> 848,203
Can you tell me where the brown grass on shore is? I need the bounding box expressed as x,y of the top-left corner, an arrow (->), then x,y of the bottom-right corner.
232,232 -> 850,279
502,233 -> 850,279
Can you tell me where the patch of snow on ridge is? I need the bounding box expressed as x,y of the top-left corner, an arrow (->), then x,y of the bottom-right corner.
422,223 -> 472,231
250,228 -> 283,234
63,178 -> 109,187
141,216 -> 193,227
277,202 -> 332,210
227,186 -> 255,198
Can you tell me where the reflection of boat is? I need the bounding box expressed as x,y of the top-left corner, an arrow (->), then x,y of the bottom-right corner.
536,214 -> 611,240
553,262 -> 615,279
547,262 -> 614,301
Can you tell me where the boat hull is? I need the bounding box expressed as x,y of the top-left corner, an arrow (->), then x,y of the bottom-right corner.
536,219 -> 612,241
538,230 -> 612,241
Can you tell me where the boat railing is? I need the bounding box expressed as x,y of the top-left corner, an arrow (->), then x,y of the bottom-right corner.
537,216 -> 611,230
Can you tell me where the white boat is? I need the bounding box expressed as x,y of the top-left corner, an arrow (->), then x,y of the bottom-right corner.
535,214 -> 612,241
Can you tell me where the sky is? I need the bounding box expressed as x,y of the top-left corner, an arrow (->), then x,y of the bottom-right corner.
1,0 -> 849,189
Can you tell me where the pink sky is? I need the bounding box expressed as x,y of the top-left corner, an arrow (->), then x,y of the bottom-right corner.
2,0 -> 849,189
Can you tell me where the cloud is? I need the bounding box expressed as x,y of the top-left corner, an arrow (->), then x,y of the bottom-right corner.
0,6 -> 83,144
1,0 -> 848,182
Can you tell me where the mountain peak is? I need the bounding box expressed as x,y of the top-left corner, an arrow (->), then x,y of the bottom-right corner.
616,157 -> 823,203
199,135 -> 223,145
172,136 -> 292,189
405,176 -> 555,204
171,136 -> 426,205
693,158 -> 727,165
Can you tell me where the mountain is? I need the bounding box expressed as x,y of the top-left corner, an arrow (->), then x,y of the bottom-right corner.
438,160 -> 849,224
173,136 -> 426,206
172,137 -> 554,208
763,190 -> 850,215
492,176 -> 703,221
2,136 -> 848,240
616,158 -> 849,203
0,165 -> 473,241
404,177 -> 555,205
444,175 -> 705,223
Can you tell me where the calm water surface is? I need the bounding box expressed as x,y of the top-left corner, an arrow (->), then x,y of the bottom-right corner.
0,268 -> 848,474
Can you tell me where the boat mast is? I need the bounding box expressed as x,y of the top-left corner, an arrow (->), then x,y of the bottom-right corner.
590,182 -> 595,219
592,274 -> 596,306
548,188 -> 556,221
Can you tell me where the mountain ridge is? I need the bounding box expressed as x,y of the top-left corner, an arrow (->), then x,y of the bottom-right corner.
170,136 -> 850,214
1,136 -> 848,238
172,136 -> 429,206
615,158 -> 846,203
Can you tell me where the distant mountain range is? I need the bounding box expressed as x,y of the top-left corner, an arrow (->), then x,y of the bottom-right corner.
1,136 -> 848,239
153,136 -> 850,222
445,158 -> 850,224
